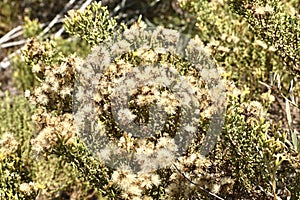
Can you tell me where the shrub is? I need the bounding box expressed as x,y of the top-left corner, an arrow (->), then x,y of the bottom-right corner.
1,1 -> 299,199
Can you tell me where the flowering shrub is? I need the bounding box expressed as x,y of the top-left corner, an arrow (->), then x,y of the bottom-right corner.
0,1 -> 299,199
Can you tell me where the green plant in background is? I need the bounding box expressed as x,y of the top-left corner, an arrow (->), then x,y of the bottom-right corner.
178,0 -> 285,98
11,55 -> 37,92
218,95 -> 299,199
0,92 -> 34,146
0,0 -> 21,36
0,93 -> 35,199
64,2 -> 120,46
0,133 -> 37,200
229,0 -> 300,76
23,17 -> 43,39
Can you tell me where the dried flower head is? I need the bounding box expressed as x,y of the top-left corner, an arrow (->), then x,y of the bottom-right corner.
0,133 -> 19,158
19,182 -> 38,195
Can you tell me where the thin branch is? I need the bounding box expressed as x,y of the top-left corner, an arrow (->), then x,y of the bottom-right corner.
0,49 -> 21,70
111,0 -> 127,16
0,26 -> 22,44
79,0 -> 93,11
0,40 -> 27,48
259,80 -> 299,108
5,31 -> 24,43
54,27 -> 65,38
41,0 -> 77,35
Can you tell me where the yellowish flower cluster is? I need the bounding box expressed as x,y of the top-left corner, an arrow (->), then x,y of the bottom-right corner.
28,54 -> 82,107
19,182 -> 39,195
241,101 -> 267,125
0,133 -> 19,159
74,22 -> 227,174
31,109 -> 76,155
165,153 -> 234,198
111,165 -> 160,199
253,4 -> 274,16
22,39 -> 84,155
